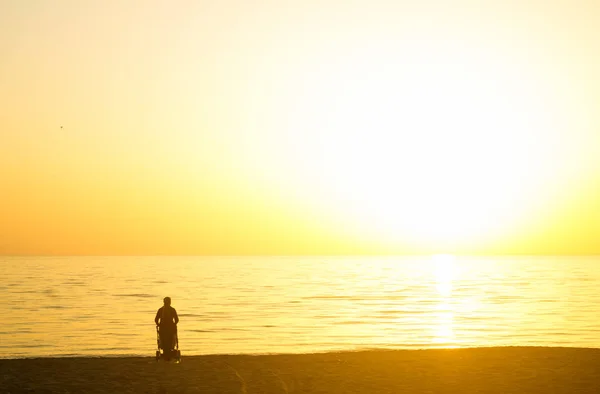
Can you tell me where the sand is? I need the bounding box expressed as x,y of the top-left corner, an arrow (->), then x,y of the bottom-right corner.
1,347 -> 600,393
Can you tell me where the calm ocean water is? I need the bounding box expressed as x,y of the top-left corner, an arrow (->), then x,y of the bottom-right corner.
1,255 -> 600,358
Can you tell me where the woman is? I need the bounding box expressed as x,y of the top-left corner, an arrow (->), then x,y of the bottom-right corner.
154,297 -> 179,358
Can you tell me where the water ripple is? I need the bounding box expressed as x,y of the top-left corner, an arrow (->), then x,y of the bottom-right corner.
113,293 -> 155,298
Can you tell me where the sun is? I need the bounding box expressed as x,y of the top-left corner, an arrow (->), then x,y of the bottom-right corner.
242,37 -> 569,251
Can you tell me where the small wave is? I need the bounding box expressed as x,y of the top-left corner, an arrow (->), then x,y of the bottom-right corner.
456,315 -> 491,321
377,309 -> 428,315
0,344 -> 52,349
81,347 -> 130,352
220,337 -> 255,341
188,329 -> 214,333
487,295 -> 523,301
543,332 -> 579,337
42,289 -> 59,297
113,293 -> 155,298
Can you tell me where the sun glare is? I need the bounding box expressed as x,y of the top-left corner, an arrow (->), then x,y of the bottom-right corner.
254,37 -> 569,251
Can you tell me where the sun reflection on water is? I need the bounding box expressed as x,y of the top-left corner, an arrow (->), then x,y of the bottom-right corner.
432,254 -> 458,345
433,254 -> 457,297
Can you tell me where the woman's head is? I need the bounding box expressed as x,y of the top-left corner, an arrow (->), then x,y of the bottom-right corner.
163,297 -> 171,306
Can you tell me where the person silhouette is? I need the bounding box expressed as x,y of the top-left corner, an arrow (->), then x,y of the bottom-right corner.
155,297 -> 179,359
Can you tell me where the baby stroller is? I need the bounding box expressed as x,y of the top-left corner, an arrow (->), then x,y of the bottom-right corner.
155,325 -> 181,362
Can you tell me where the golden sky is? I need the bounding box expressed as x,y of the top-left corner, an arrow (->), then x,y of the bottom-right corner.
1,1 -> 599,255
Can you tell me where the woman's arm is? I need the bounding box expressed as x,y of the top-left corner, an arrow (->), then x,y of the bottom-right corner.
154,308 -> 161,325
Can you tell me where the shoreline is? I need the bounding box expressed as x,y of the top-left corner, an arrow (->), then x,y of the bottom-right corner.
2,347 -> 600,393
2,344 -> 600,360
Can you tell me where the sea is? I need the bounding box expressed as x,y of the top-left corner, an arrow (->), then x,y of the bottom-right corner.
2,255 -> 600,358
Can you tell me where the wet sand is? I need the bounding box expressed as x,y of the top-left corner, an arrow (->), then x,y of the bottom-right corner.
1,347 -> 600,393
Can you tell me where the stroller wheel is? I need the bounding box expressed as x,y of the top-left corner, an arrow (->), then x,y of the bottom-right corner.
155,351 -> 160,361
176,350 -> 181,363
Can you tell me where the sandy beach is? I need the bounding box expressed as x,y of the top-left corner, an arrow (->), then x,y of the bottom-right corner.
2,347 -> 600,393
